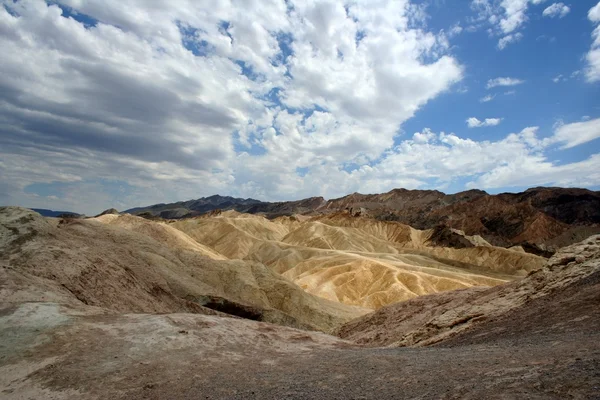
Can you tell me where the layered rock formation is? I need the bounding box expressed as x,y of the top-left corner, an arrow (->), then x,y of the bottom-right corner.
171,211 -> 544,309
0,207 -> 366,332
125,187 -> 600,253
336,235 -> 600,347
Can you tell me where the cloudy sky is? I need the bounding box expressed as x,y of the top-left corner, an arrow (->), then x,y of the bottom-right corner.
1,0 -> 599,214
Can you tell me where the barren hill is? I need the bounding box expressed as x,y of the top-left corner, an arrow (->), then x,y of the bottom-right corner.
171,211 -> 545,309
0,207 -> 366,332
125,187 -> 600,254
336,234 -> 600,347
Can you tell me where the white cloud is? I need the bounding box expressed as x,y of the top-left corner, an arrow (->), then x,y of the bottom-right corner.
375,125 -> 600,191
0,0 -> 467,213
467,117 -> 503,128
471,0 -> 550,49
486,77 -> 525,88
449,23 -> 463,37
586,2 -> 600,82
542,3 -> 570,18
480,94 -> 495,102
499,0 -> 530,34
590,2 -> 600,22
498,32 -> 523,49
552,74 -> 564,83
412,128 -> 437,143
472,154 -> 600,189
552,118 -> 600,149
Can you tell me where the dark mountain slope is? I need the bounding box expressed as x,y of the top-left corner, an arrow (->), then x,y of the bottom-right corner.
125,187 -> 600,252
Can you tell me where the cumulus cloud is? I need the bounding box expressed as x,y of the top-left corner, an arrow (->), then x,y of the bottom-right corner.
498,32 -> 523,49
480,94 -> 496,102
486,77 -> 525,88
470,0 -> 549,49
467,117 -> 503,127
0,0 -> 467,213
499,0 -> 531,34
542,3 -> 570,18
0,0 -> 597,214
374,125 -> 600,191
586,2 -> 600,82
412,128 -> 437,143
589,2 -> 600,22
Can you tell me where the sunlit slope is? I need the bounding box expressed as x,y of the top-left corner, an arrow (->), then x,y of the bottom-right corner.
247,241 -> 507,309
336,235 -> 600,347
315,216 -> 543,275
93,213 -> 228,260
171,211 -> 290,259
172,212 -> 545,309
1,208 -> 367,332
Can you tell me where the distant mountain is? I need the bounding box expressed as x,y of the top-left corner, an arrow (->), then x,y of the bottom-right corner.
322,187 -> 600,253
30,208 -> 83,218
125,194 -> 325,219
125,187 -> 600,253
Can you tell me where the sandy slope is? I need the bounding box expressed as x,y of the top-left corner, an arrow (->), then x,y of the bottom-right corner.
172,212 -> 545,309
336,235 -> 600,347
92,213 -> 228,260
0,207 -> 366,332
171,210 -> 290,259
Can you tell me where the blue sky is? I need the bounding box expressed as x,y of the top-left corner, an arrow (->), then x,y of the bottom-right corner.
0,0 -> 599,214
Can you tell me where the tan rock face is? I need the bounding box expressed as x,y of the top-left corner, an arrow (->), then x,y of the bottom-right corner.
1,207 -> 598,400
171,211 -> 544,309
336,235 -> 600,347
0,207 -> 367,333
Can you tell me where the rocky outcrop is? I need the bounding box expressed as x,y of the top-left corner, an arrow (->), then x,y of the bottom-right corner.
95,208 -> 119,217
336,235 -> 600,347
326,187 -> 600,252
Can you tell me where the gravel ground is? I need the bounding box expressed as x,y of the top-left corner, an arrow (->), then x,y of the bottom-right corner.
1,303 -> 598,400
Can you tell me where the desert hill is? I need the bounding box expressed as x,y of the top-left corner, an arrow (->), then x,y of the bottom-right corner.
336,234 -> 600,347
0,206 -> 545,325
0,207 -> 367,332
125,186 -> 600,254
169,211 -> 545,309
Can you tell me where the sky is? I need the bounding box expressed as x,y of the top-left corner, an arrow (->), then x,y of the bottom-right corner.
1,0 -> 599,215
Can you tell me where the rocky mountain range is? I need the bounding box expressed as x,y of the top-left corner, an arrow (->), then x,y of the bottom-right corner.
127,187 -> 600,254
126,194 -> 327,219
